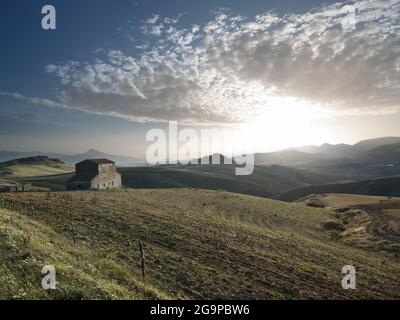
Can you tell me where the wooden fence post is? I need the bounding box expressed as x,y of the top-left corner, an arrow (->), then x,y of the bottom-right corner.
138,240 -> 145,279
68,212 -> 76,245
28,201 -> 36,220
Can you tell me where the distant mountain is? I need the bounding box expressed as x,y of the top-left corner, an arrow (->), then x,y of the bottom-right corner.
292,143 -> 356,158
363,142 -> 400,163
252,150 -> 330,166
353,137 -> 400,152
290,137 -> 400,159
0,149 -> 145,166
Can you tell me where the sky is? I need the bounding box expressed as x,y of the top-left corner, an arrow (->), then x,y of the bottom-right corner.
0,0 -> 399,157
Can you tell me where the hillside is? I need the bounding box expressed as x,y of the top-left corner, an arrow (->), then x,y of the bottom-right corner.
0,189 -> 399,299
0,156 -> 73,178
279,176 -> 400,202
364,142 -> 400,162
0,150 -> 144,166
13,164 -> 339,196
295,158 -> 400,179
354,137 -> 400,152
119,164 -> 340,197
296,194 -> 400,254
0,206 -> 166,299
252,150 -> 330,166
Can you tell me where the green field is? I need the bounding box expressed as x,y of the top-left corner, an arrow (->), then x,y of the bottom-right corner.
0,156 -> 73,178
1,164 -> 73,177
0,189 -> 399,299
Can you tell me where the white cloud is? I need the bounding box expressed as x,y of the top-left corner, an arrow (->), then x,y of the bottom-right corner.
13,0 -> 400,124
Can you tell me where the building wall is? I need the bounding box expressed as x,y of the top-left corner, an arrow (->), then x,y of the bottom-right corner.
90,164 -> 122,190
67,161 -> 122,191
76,161 -> 99,174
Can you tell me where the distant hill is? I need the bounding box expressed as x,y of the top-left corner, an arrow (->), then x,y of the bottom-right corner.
363,142 -> 400,163
0,149 -> 145,166
1,155 -> 64,166
252,150 -> 330,166
119,164 -> 340,197
279,175 -> 400,202
353,137 -> 400,152
0,156 -> 73,178
292,143 -> 357,158
290,136 -> 400,159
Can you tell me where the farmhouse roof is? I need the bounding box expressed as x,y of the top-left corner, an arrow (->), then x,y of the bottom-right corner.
78,159 -> 115,165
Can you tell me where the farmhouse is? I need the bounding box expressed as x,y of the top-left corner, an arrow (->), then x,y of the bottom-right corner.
66,159 -> 122,191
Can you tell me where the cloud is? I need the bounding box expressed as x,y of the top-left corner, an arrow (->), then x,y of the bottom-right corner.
0,91 -> 60,108
9,0 -> 400,124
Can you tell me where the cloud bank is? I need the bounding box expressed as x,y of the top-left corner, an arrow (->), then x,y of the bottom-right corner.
17,0 -> 400,123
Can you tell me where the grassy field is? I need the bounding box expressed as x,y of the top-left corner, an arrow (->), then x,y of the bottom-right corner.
1,164 -> 73,177
0,156 -> 73,178
0,207 -> 166,299
0,189 -> 399,299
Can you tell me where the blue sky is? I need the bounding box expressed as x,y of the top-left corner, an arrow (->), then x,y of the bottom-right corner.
1,0 -> 399,157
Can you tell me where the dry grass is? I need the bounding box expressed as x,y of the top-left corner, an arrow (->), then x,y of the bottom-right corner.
1,189 -> 399,299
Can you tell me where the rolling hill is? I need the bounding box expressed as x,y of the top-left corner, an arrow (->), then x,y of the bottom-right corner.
0,206 -> 166,299
252,150 -> 330,166
364,142 -> 400,163
279,176 -> 400,202
119,164 -> 340,197
0,149 -> 144,166
8,163 -> 340,196
1,189 -> 399,299
0,156 -> 73,178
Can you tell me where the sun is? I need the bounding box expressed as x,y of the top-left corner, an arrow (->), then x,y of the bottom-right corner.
235,97 -> 334,153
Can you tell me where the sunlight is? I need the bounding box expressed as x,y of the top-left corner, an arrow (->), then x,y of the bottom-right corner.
236,97 -> 334,153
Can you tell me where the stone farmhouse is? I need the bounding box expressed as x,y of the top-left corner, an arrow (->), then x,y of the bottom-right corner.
66,159 -> 122,191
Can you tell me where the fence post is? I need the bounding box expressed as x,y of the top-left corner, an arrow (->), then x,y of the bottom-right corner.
138,240 -> 145,279
68,212 -> 76,245
29,201 -> 36,220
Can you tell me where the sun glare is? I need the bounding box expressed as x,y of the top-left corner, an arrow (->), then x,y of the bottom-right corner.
236,97 -> 334,153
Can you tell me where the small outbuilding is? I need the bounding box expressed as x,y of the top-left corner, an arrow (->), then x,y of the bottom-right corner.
66,159 -> 122,191
0,183 -> 32,193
